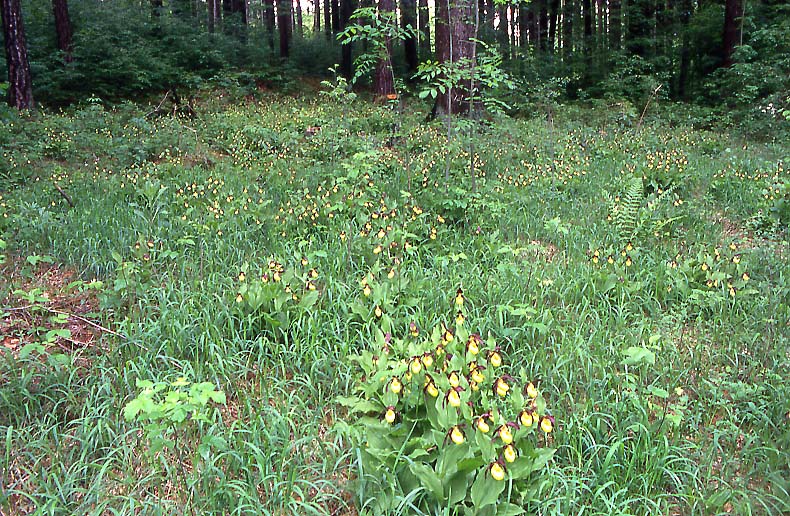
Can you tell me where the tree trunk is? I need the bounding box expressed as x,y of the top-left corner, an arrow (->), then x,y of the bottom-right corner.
277,0 -> 292,56
418,0 -> 430,57
295,0 -> 302,34
538,0 -> 548,51
548,0 -> 559,53
527,4 -> 538,47
208,0 -> 216,32
51,0 -> 73,63
434,0 -> 475,115
626,0 -> 653,58
374,0 -> 396,96
609,0 -> 620,49
563,0 -> 573,59
675,0 -> 691,97
314,0 -> 320,34
323,0 -> 331,35
401,0 -> 418,72
331,0 -> 340,32
340,0 -> 356,77
721,0 -> 742,67
264,0 -> 276,47
1,0 -> 33,109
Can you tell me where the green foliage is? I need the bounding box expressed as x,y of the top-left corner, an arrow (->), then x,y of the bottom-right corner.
337,291 -> 555,514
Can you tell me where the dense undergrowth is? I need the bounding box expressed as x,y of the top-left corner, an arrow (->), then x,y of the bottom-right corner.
0,89 -> 788,515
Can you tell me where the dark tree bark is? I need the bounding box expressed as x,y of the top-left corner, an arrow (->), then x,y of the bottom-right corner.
314,0 -> 320,34
340,0 -> 356,77
538,0 -> 548,51
51,0 -> 73,63
676,0 -> 691,97
609,0 -> 621,49
434,0 -> 475,115
548,0 -> 559,53
626,0 -> 653,58
562,0 -> 573,59
323,0 -> 331,35
277,0 -> 292,56
294,0 -> 302,34
722,0 -> 742,67
331,0 -> 340,32
1,0 -> 33,109
496,4 -> 508,54
151,0 -> 163,17
374,0 -> 396,96
401,0 -> 418,72
418,0 -> 430,57
264,0 -> 276,47
527,3 -> 538,46
518,3 -> 527,47
208,0 -> 217,32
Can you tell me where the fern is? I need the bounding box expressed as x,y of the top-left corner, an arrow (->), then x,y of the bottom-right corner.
609,176 -> 644,243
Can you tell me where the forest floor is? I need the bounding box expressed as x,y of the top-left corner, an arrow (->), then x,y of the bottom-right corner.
0,90 -> 788,515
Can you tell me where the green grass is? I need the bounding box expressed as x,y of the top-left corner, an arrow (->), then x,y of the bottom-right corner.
1,90 -> 788,515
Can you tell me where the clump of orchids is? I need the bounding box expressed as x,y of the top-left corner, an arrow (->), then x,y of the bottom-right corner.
339,288 -> 556,513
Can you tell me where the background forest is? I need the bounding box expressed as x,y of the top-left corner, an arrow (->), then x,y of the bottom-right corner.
0,0 -> 789,133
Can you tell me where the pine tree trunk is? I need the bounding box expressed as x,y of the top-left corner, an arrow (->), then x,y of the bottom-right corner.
51,0 -> 73,63
538,0 -> 548,51
264,0 -> 276,47
295,0 -> 302,34
1,0 -> 33,109
609,0 -> 620,49
434,0 -> 475,115
401,0 -> 418,72
331,0 -> 340,32
277,0 -> 292,56
323,0 -> 331,35
722,0 -> 742,67
340,0 -> 356,77
374,0 -> 396,96
314,0 -> 320,35
563,0 -> 573,59
548,0 -> 559,53
418,0 -> 430,57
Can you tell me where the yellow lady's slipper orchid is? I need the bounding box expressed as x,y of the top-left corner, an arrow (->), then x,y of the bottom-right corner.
490,462 -> 505,481
450,426 -> 465,445
503,444 -> 517,463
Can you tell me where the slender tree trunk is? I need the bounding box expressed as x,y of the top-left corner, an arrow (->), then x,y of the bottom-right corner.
721,0 -> 742,67
323,0 -> 331,35
563,0 -> 573,59
264,0 -> 276,47
340,0 -> 356,77
418,0 -> 430,57
496,4 -> 508,54
538,0 -> 548,51
277,0 -> 292,56
518,3 -> 527,47
314,0 -> 320,34
51,0 -> 73,63
676,0 -> 691,97
331,0 -> 340,32
375,0 -> 396,96
434,0 -> 475,115
527,3 -> 538,47
609,0 -> 620,49
548,0 -> 559,53
1,0 -> 33,109
208,0 -> 216,32
401,0 -> 418,71
294,0 -> 302,34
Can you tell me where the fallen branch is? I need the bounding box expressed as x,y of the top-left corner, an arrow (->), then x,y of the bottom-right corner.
0,304 -> 126,339
54,183 -> 75,208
